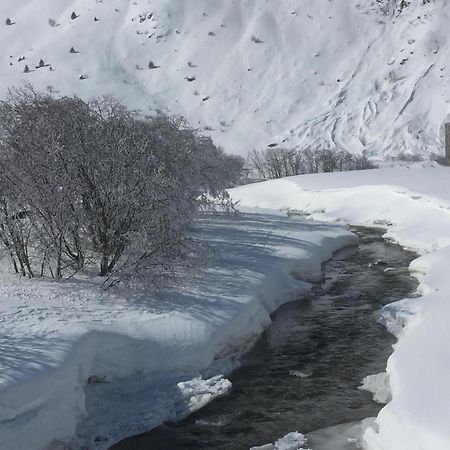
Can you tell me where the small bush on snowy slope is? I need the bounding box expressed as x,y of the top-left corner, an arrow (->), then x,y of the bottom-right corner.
391,151 -> 425,162
0,87 -> 242,283
248,147 -> 376,180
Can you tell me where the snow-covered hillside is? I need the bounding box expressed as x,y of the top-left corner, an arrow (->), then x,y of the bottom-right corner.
1,0 -> 449,158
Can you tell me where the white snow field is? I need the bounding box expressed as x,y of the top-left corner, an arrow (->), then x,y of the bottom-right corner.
229,166 -> 450,450
0,213 -> 355,450
0,0 -> 450,158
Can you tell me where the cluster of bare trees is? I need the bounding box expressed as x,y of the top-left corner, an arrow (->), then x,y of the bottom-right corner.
248,147 -> 375,180
0,87 -> 244,285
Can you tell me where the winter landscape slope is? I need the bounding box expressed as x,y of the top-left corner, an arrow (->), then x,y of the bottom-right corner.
0,0 -> 449,158
2,1 -> 450,449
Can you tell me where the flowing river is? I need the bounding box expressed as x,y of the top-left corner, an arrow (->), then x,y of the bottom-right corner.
112,227 -> 418,450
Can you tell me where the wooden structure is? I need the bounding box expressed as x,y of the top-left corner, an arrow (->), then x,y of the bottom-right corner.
446,123 -> 450,162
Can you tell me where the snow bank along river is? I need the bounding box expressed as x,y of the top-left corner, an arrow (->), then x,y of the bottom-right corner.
112,227 -> 418,449
0,213 -> 355,449
229,166 -> 450,450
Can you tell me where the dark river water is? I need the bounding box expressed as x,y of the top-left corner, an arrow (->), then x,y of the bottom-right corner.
112,227 -> 418,450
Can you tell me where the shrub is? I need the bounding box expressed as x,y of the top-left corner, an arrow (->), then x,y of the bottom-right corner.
0,87 -> 241,284
248,147 -> 376,180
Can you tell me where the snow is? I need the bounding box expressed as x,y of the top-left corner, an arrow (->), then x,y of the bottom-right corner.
176,375 -> 232,416
0,0 -> 449,158
2,0 -> 450,446
0,213 -> 354,450
229,166 -> 450,450
359,373 -> 391,405
2,165 -> 450,449
250,431 -> 310,450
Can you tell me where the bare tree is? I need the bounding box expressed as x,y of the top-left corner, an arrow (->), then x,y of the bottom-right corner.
0,87 -> 242,284
248,146 -> 376,180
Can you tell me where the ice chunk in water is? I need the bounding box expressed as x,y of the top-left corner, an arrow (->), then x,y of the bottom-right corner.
250,431 -> 309,450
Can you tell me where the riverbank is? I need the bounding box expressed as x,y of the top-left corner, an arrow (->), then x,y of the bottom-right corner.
0,214 -> 354,450
229,166 -> 450,450
113,227 -> 418,450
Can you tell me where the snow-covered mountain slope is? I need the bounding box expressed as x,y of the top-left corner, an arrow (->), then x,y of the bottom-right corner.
0,0 -> 449,158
